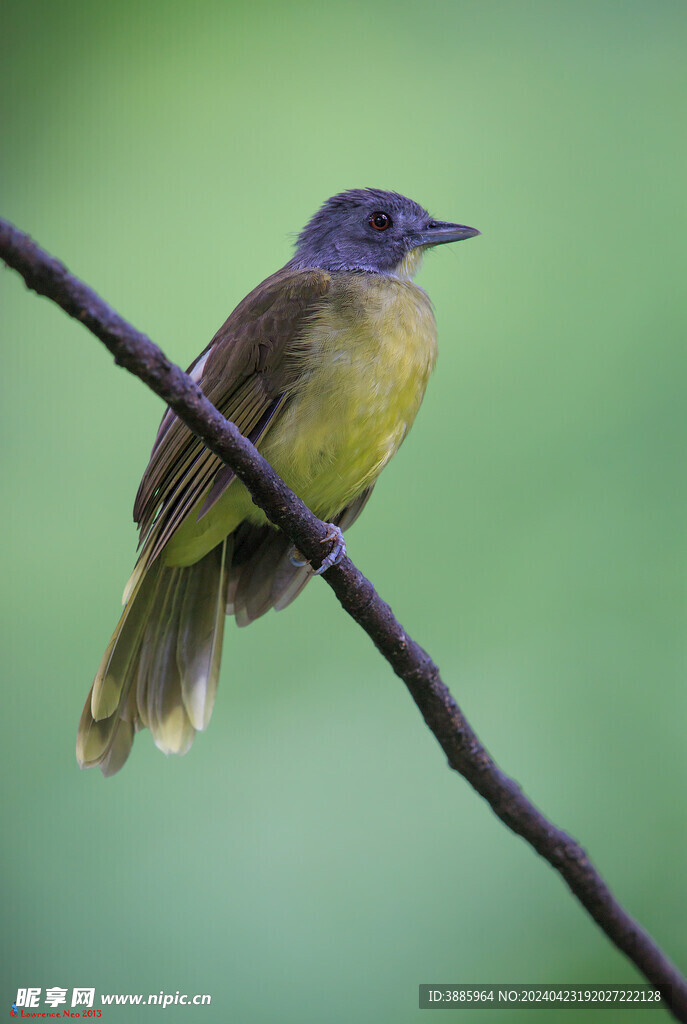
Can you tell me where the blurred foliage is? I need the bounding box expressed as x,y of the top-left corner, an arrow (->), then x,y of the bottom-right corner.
1,1 -> 686,1021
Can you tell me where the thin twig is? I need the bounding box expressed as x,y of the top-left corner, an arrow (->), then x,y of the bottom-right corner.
1,216 -> 684,1021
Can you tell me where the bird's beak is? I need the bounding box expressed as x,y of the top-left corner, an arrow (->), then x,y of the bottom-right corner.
416,221 -> 480,247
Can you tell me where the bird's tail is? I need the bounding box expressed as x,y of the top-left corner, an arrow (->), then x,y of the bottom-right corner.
77,539 -> 230,776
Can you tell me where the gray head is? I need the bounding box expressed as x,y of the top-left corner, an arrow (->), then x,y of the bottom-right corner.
290,188 -> 479,276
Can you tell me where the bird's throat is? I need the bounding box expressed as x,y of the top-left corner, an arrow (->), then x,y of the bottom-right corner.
393,245 -> 426,280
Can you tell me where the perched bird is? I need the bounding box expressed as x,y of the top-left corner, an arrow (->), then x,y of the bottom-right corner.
77,188 -> 479,775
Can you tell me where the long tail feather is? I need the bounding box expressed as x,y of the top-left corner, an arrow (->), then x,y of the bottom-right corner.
77,540 -> 229,775
79,486 -> 374,775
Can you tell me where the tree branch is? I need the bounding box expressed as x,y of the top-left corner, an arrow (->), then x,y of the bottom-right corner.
1,217 -> 685,1021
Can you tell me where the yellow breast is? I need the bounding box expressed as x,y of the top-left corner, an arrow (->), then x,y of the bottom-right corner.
164,271 -> 437,565
261,271 -> 437,518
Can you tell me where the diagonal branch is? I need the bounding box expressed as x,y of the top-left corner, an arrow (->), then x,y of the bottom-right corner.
1,216 -> 685,1021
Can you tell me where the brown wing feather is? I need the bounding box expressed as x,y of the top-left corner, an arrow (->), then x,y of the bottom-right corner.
133,267 -> 331,564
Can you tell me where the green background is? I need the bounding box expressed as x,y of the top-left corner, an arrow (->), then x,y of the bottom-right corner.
2,1 -> 686,1021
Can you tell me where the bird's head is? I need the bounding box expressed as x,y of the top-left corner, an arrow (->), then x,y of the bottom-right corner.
291,188 -> 478,277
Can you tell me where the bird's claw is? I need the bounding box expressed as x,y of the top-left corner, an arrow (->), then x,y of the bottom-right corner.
289,523 -> 346,575
315,523 -> 346,574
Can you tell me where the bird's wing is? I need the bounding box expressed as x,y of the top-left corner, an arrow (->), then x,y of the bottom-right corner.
133,267 -> 331,565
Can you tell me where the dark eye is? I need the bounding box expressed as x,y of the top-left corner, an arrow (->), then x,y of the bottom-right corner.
369,211 -> 392,231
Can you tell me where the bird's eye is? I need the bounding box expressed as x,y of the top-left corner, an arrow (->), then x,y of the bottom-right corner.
369,211 -> 392,231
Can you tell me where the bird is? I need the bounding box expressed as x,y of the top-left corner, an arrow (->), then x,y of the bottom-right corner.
76,188 -> 479,775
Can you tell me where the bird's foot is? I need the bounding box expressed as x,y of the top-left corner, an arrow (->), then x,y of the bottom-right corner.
315,523 -> 346,574
289,523 -> 346,575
